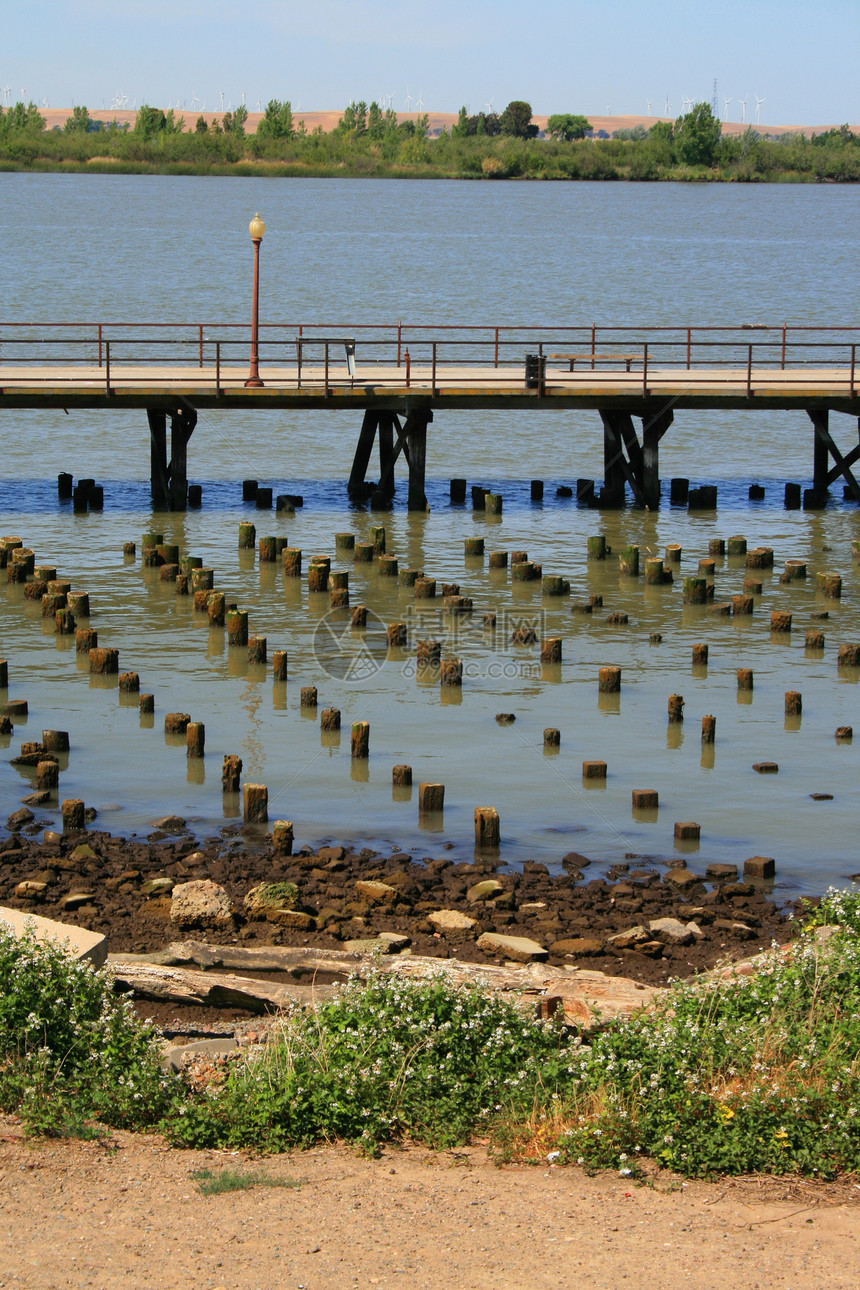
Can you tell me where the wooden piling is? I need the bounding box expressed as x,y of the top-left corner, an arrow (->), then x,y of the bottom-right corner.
387,623 -> 407,648
817,572 -> 842,599
271,820 -> 293,857
838,643 -> 860,667
727,536 -> 747,556
644,557 -> 665,584
191,569 -> 214,591
464,537 -> 485,556
118,671 -> 139,693
61,799 -> 85,833
353,542 -> 375,563
474,806 -> 500,850
301,686 -> 318,709
272,650 -> 288,681
320,707 -> 341,732
450,479 -> 467,504
351,605 -> 368,628
668,694 -> 685,722
598,666 -> 621,692
139,694 -> 154,714
541,575 -> 567,596
419,783 -> 445,812
587,535 -> 606,561
207,592 -> 226,626
227,611 -> 249,646
488,551 -> 508,570
632,789 -> 658,809
683,577 -> 708,604
746,547 -> 774,569
186,721 -> 205,758
485,493 -> 503,515
222,754 -> 242,793
544,728 -> 561,748
393,764 -> 413,786
440,659 -> 463,687
164,713 -> 190,734
238,522 -> 256,549
42,730 -> 69,752
282,547 -> 302,577
785,691 -> 802,716
702,714 -> 716,743
805,630 -> 825,650
370,524 -> 386,554
692,643 -> 709,666
674,822 -> 700,842
75,628 -> 97,653
0,660 -> 6,688
619,545 -> 639,576
37,760 -> 59,792
88,648 -> 118,674
351,721 -> 370,759
379,555 -> 399,577
243,783 -> 268,823
737,668 -> 754,691
415,577 -> 437,599
248,635 -> 267,664
582,760 -> 607,779
770,611 -> 792,633
733,595 -> 754,615
540,637 -> 562,663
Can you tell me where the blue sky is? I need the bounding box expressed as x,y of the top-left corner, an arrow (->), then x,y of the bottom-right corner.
3,0 -> 858,125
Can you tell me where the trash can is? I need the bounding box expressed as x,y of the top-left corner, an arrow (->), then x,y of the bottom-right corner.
525,353 -> 546,389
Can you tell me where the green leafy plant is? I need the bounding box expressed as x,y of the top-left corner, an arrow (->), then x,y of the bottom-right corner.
0,922 -> 175,1136
191,1166 -> 303,1196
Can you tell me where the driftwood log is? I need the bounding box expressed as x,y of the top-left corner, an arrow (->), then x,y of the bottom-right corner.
108,941 -> 664,1028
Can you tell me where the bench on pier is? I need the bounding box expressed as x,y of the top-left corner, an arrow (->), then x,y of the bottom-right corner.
295,337 -> 356,377
549,352 -> 640,372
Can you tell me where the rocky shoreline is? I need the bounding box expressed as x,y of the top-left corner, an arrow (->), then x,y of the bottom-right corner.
0,810 -> 804,989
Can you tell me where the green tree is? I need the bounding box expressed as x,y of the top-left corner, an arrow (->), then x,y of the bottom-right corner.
452,106 -> 469,138
0,101 -> 46,135
229,104 -> 248,136
257,100 -> 294,140
546,113 -> 592,141
63,105 -> 91,134
499,99 -> 537,138
133,104 -> 166,139
673,101 -> 721,166
195,115 -> 208,134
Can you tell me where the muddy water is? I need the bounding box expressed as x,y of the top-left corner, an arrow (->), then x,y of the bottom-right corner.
2,174 -> 860,895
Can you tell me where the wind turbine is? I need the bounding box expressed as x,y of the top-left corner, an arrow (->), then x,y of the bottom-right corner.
723,95 -> 732,122
664,96 -> 671,116
191,90 -> 200,110
416,90 -> 424,111
740,96 -> 748,124
219,90 -> 225,112
646,98 -> 652,115
485,98 -> 494,115
755,95 -> 765,125
405,86 -> 412,112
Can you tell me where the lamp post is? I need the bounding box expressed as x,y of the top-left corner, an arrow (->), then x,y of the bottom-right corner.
245,212 -> 265,388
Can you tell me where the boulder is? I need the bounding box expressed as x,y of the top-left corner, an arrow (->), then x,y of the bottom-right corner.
355,879 -> 399,904
6,807 -> 34,832
467,879 -> 504,904
427,909 -> 477,933
476,932 -> 547,963
649,917 -> 694,945
607,925 -> 651,950
170,879 -> 234,929
243,881 -> 299,919
141,877 -> 175,897
14,880 -> 47,899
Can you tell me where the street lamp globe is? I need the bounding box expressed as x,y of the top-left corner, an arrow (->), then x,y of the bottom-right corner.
249,212 -> 265,241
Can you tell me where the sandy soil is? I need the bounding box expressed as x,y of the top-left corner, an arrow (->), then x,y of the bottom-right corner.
38,108 -> 854,138
1,1120 -> 858,1290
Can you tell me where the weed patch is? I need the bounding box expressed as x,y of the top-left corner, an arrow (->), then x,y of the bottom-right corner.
191,1166 -> 303,1196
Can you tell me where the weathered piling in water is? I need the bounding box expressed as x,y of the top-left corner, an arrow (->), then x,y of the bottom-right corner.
42,730 -> 69,753
733,595 -> 754,615
370,525 -> 386,554
665,543 -> 682,565
75,628 -> 97,653
805,630 -> 825,650
61,799 -> 85,833
242,480 -> 258,502
632,789 -> 658,809
37,759 -> 59,792
450,479 -> 467,504
474,806 -> 500,850
301,686 -> 318,709
746,547 -> 774,569
415,577 -> 437,599
118,672 -> 139,693
785,691 -> 802,716
222,754 -> 242,793
207,592 -> 226,626
692,643 -> 708,666
619,545 -> 639,576
351,605 -> 368,628
582,760 -> 607,780
238,522 -> 256,550
248,635 -> 267,665
544,728 -> 560,748
165,713 -> 190,734
379,555 -> 399,578
727,536 -> 747,556
817,572 -> 842,599
674,822 -> 700,842
540,637 -> 562,663
464,537 -> 485,557
351,721 -> 370,759
598,666 -> 621,692
139,694 -> 154,715
440,659 -> 463,687
838,643 -> 860,667
387,623 -> 408,648
770,611 -> 792,633
682,577 -> 707,604
702,714 -> 716,744
243,783 -> 268,823
644,558 -> 665,585
541,575 -> 568,597
393,764 -> 413,787
227,611 -> 249,646
308,558 -> 330,592
668,694 -> 685,723
587,535 -> 606,561
272,650 -> 288,681
698,558 -> 716,578
488,551 -> 508,571
282,548 -> 302,578
272,820 -> 294,857
782,560 -> 806,582
89,648 -> 118,674
186,722 -> 205,758
737,668 -> 754,691
485,493 -> 503,515
320,707 -> 341,732
419,783 -> 445,812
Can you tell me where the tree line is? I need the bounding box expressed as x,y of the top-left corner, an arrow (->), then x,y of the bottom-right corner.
1,98 -> 858,182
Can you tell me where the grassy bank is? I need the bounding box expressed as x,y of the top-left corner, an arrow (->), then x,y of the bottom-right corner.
2,890 -> 858,1177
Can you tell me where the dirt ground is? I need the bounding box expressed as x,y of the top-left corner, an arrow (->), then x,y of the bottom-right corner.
1,1120 -> 858,1290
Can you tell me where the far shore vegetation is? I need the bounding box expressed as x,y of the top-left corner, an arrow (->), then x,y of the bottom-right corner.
1,98 -> 859,182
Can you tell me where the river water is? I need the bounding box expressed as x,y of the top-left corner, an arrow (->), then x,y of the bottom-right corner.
2,174 -> 860,895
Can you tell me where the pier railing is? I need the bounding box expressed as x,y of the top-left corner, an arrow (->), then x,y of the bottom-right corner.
1,322 -> 858,397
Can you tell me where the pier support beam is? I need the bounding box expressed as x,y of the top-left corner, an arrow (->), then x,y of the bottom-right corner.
147,405 -> 197,511
600,406 -> 673,508
348,405 -> 431,509
809,408 -> 860,504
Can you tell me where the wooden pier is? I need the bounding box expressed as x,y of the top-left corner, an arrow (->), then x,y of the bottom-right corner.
1,322 -> 858,509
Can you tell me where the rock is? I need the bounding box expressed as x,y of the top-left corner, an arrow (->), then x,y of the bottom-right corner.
705,863 -> 738,881
607,925 -> 651,950
161,1037 -> 238,1073
355,879 -> 399,904
70,843 -> 98,862
495,713 -> 516,725
467,879 -> 504,903
21,792 -> 52,808
743,856 -> 776,880
686,921 -> 706,939
243,881 -> 299,919
476,932 -> 547,962
427,909 -> 478,933
561,853 -> 592,871
550,937 -> 606,957
61,892 -> 97,911
753,762 -> 779,774
14,880 -> 47,899
519,902 -> 547,913
170,879 -> 234,929
663,868 -> 703,890
154,815 -> 188,832
715,918 -> 757,940
0,905 -> 107,966
649,917 -> 694,945
378,932 -> 411,950
141,877 -> 175,897
345,936 -> 401,954
269,909 -> 316,931
6,807 -> 34,832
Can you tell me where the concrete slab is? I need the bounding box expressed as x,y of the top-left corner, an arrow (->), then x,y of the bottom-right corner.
0,906 -> 108,967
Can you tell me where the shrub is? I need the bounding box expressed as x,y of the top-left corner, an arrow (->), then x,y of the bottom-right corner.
0,922 -> 174,1136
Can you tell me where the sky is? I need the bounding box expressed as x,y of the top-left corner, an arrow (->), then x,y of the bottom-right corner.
2,0 -> 858,126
